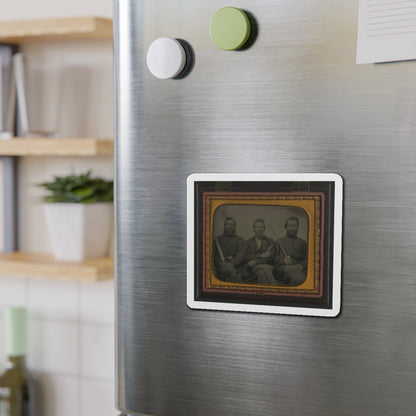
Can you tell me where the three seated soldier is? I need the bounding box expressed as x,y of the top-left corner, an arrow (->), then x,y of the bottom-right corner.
214,216 -> 307,286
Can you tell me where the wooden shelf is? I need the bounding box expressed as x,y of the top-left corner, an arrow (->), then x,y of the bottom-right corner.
0,137 -> 113,156
0,17 -> 112,44
0,252 -> 113,282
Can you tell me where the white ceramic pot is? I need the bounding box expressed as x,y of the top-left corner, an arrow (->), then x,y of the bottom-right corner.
43,202 -> 113,262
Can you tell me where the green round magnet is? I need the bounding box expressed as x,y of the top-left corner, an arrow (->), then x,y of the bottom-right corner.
210,7 -> 251,51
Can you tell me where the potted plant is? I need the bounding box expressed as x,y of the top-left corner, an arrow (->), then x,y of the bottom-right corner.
39,171 -> 113,262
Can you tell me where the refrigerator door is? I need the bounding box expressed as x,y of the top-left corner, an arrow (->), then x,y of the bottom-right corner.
114,0 -> 416,415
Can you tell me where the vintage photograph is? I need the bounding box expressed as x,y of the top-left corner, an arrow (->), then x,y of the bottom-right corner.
187,173 -> 343,316
203,193 -> 321,298
212,205 -> 308,287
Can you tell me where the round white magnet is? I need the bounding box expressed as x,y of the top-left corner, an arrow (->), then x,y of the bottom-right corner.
146,37 -> 187,80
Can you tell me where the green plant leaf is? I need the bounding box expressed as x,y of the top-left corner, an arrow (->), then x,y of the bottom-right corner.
39,171 -> 113,204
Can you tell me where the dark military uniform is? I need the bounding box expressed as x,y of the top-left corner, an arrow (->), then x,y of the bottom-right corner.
213,234 -> 245,282
274,236 -> 308,286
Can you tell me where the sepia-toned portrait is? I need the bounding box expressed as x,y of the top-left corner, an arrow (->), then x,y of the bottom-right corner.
212,206 -> 308,287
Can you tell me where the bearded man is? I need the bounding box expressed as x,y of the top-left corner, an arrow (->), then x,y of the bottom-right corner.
274,216 -> 308,286
213,217 -> 246,282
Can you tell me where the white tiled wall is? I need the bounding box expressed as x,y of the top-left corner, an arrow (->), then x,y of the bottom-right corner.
0,278 -> 116,416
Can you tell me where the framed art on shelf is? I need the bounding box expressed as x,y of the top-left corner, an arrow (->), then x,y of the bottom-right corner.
187,173 -> 343,317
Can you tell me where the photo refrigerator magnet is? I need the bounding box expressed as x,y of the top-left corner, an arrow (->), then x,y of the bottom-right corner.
187,173 -> 343,317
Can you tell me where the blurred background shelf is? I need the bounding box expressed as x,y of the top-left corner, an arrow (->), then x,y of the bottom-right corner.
0,7 -> 116,416
0,16 -> 113,44
0,137 -> 113,156
0,251 -> 114,281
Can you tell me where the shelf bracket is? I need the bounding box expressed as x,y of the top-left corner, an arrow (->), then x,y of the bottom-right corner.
1,155 -> 18,252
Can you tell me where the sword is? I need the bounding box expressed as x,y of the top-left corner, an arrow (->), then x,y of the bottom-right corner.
277,240 -> 288,258
215,236 -> 225,261
270,223 -> 289,260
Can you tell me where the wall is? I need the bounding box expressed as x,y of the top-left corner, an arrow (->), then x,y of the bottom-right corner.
0,1 -> 116,416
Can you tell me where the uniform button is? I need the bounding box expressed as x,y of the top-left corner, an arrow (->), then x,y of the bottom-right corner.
210,7 -> 251,51
146,37 -> 187,79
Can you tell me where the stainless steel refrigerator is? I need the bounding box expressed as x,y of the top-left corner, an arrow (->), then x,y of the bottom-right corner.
114,1 -> 416,415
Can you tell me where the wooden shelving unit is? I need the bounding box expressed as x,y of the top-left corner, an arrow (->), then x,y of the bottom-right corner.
0,17 -> 115,281
0,252 -> 114,282
0,17 -> 113,44
0,137 -> 113,156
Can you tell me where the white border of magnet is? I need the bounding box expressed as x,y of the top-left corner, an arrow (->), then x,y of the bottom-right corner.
187,173 -> 343,318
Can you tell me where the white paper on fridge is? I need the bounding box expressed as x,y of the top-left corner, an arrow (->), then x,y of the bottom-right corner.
357,0 -> 416,64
